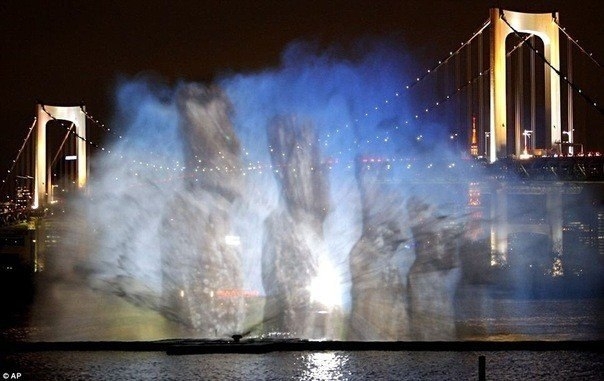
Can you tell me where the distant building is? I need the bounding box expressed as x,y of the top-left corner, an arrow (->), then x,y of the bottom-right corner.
16,186 -> 32,210
470,116 -> 478,157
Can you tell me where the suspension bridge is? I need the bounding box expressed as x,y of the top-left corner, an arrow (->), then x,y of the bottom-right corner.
0,8 -> 603,272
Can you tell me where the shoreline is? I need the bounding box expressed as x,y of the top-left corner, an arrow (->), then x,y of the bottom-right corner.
1,339 -> 602,355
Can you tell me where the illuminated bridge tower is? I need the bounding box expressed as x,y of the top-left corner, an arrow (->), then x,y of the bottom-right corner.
34,103 -> 87,209
489,8 -> 562,162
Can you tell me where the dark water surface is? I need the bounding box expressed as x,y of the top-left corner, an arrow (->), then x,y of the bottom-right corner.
1,274 -> 602,380
1,350 -> 603,380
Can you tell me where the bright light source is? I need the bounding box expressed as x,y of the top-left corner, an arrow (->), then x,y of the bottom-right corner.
519,152 -> 532,160
308,259 -> 342,308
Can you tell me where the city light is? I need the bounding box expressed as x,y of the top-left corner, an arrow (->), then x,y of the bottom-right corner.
520,130 -> 533,159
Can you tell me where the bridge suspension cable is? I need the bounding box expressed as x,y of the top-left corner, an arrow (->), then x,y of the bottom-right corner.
48,123 -> 75,170
76,105 -> 191,173
554,20 -> 603,69
500,13 -> 604,116
79,105 -> 121,138
41,104 -> 191,175
354,30 -> 534,132
403,19 -> 491,92
409,33 -> 534,124
349,18 -> 492,143
40,104 -> 107,151
0,117 -> 36,197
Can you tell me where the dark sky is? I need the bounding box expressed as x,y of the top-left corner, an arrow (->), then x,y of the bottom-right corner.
1,0 -> 603,177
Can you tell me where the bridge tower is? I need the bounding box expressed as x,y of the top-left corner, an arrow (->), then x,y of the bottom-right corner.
33,103 -> 87,209
489,8 -> 561,162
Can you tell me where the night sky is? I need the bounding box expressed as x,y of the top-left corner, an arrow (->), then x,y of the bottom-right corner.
1,0 -> 603,177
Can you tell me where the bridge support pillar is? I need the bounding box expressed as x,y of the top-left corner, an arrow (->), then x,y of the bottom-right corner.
33,103 -> 87,209
489,8 -> 561,162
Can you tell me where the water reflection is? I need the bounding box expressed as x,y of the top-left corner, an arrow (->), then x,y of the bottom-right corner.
2,351 -> 602,380
301,352 -> 350,380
